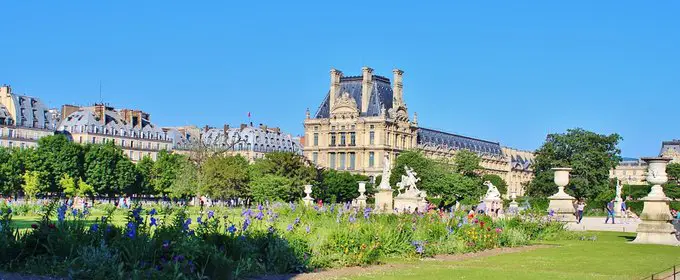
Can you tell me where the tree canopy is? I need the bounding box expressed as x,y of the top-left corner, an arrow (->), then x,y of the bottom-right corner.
526,128 -> 622,199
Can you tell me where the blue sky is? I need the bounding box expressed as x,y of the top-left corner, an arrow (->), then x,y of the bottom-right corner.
1,1 -> 678,157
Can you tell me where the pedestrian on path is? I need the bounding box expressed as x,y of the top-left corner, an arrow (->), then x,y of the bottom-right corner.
621,200 -> 630,224
605,199 -> 616,224
576,200 -> 586,224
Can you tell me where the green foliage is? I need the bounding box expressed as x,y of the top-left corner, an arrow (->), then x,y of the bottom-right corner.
168,157 -> 199,199
454,150 -> 481,177
84,142 -> 124,196
0,147 -> 29,195
135,156 -> 155,195
151,150 -> 185,195
201,154 -> 250,199
391,151 -> 483,205
22,170 -> 43,200
31,135 -> 84,192
482,174 -> 508,196
317,170 -> 370,203
249,174 -> 294,202
667,162 -> 680,182
527,128 -> 622,200
60,174 -> 77,197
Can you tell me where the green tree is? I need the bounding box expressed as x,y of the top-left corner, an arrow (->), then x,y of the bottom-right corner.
168,158 -> 198,199
22,171 -> 43,200
454,150 -> 481,178
249,174 -> 294,202
30,135 -> 84,192
526,128 -> 622,199
667,163 -> 680,182
201,154 -> 250,199
60,173 -> 77,197
116,159 -> 140,195
78,178 -> 95,200
391,150 -> 483,205
152,150 -> 184,195
136,156 -> 155,195
317,170 -> 369,203
84,142 -> 124,197
0,147 -> 29,195
481,174 -> 508,197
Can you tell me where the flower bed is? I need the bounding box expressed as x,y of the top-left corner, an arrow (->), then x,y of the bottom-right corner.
0,201 -> 571,279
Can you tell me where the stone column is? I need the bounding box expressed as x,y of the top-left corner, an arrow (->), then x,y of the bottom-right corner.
547,168 -> 576,222
632,157 -> 680,246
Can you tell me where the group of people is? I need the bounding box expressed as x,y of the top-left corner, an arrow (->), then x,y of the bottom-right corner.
573,198 -> 635,224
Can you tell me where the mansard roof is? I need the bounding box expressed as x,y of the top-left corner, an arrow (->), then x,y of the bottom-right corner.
58,106 -> 166,139
314,75 -> 393,118
661,140 -> 680,156
417,127 -> 503,157
510,154 -> 533,171
1,92 -> 57,129
200,125 -> 302,154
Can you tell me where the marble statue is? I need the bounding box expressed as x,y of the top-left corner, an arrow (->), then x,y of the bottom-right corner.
394,165 -> 427,213
483,181 -> 501,200
378,155 -> 392,190
615,179 -> 622,200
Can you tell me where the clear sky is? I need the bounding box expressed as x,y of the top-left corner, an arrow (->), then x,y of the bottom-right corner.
1,1 -> 678,157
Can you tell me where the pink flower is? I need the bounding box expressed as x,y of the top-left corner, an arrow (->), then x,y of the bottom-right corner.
495,228 -> 502,233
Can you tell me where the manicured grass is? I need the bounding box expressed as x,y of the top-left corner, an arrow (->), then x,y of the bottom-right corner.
345,231 -> 680,280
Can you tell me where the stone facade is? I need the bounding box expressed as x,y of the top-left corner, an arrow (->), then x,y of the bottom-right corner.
303,67 -> 535,196
609,158 -> 647,185
57,104 -> 172,162
0,85 -> 57,149
660,140 -> 680,163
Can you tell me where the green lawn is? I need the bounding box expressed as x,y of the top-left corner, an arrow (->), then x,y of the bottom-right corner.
342,231 -> 680,280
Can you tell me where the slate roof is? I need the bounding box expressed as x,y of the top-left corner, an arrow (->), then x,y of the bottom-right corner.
510,154 -> 533,171
200,125 -> 302,154
661,140 -> 680,156
58,107 -> 167,140
314,76 -> 393,118
2,93 -> 56,129
417,127 -> 503,157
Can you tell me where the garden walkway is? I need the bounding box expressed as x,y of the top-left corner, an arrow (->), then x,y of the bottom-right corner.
566,216 -> 640,232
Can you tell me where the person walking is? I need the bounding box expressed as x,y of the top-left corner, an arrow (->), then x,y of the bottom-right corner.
621,200 -> 629,224
605,199 -> 616,224
576,200 -> 586,224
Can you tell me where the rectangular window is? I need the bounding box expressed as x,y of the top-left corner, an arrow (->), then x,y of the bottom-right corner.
349,153 -> 355,170
369,131 -> 375,145
368,152 -> 374,167
313,133 -> 319,146
329,153 -> 336,169
79,136 -> 82,143
312,152 -> 318,164
339,152 -> 346,170
350,132 -> 356,146
386,132 -> 390,146
330,133 -> 336,146
340,132 -> 346,146
92,137 -> 96,144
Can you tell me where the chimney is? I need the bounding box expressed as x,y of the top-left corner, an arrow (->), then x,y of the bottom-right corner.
393,69 -> 404,107
329,68 -> 343,113
61,104 -> 81,120
0,85 -> 10,97
94,104 -> 106,124
204,125 -> 210,132
361,67 -> 373,113
240,123 -> 247,130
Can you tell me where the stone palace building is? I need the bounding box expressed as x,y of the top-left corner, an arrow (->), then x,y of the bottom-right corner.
303,67 -> 534,196
0,85 -> 58,149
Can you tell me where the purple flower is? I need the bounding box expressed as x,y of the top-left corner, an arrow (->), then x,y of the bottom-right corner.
173,255 -> 185,262
242,208 -> 252,217
363,208 -> 372,219
207,211 -> 214,219
268,226 -> 275,233
126,222 -> 136,239
287,224 -> 293,231
162,240 -> 170,249
197,216 -> 202,224
412,241 -> 425,254
183,218 -> 191,230
242,218 -> 251,231
227,224 -> 237,234
305,225 -> 310,233
289,202 -> 296,211
255,211 -> 264,220
149,208 -> 157,216
71,209 -> 78,217
349,215 -> 356,223
294,217 -> 300,225
150,217 -> 157,226
90,223 -> 99,232
258,204 -> 263,211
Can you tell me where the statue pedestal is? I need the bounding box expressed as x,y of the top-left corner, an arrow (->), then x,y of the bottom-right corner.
375,189 -> 394,213
394,196 -> 426,213
484,197 -> 503,214
356,197 -> 367,208
508,200 -> 519,215
631,185 -> 680,246
303,197 -> 313,207
547,188 -> 576,222
614,197 -> 623,218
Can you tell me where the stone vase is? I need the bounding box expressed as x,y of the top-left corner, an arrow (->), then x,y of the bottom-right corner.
547,168 -> 576,222
356,181 -> 367,208
302,185 -> 314,207
632,157 -> 680,246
